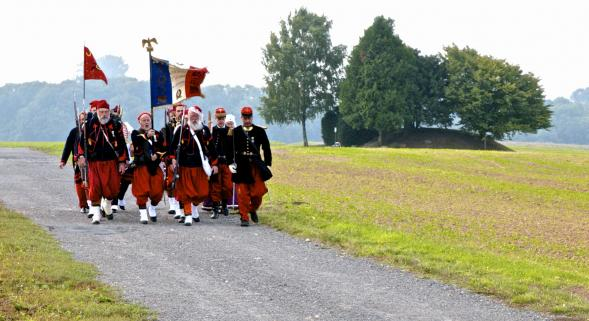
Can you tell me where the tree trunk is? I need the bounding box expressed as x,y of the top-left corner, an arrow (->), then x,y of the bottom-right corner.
378,129 -> 384,147
302,112 -> 309,147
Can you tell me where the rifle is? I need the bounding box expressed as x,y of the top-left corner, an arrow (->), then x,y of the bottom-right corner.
170,109 -> 186,190
73,94 -> 88,187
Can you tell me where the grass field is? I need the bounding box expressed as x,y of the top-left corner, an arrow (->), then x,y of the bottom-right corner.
1,141 -> 588,319
0,205 -> 154,320
0,142 -> 63,157
263,144 -> 589,320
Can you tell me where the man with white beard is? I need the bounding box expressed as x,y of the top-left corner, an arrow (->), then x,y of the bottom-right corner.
170,106 -> 216,226
78,100 -> 128,224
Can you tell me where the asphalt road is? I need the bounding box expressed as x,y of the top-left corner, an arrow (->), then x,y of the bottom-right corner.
0,148 -> 551,321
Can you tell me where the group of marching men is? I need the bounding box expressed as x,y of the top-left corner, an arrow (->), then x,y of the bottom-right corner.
60,100 -> 272,227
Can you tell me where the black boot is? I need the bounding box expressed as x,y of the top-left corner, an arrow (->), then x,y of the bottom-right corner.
250,211 -> 258,223
210,203 -> 220,219
221,200 -> 229,216
240,219 -> 249,227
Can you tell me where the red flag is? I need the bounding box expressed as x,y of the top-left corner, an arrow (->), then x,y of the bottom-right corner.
84,47 -> 108,84
185,67 -> 208,98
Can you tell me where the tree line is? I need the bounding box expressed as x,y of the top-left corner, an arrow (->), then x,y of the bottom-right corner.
514,88 -> 589,145
260,9 -> 552,147
0,77 -> 321,143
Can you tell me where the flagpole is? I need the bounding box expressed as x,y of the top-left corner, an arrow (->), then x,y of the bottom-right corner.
142,38 -> 158,129
82,45 -> 86,111
83,79 -> 86,112
149,50 -> 153,128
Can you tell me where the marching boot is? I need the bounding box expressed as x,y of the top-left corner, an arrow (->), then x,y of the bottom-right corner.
111,203 -> 119,214
148,204 -> 157,222
80,207 -> 89,214
104,199 -> 114,220
240,219 -> 249,227
174,207 -> 184,220
191,203 -> 200,223
168,197 -> 176,215
184,215 -> 193,226
118,198 -> 126,211
221,200 -> 229,216
99,198 -> 107,217
139,209 -> 148,224
250,211 -> 258,223
87,205 -> 95,219
210,202 -> 220,219
90,206 -> 101,224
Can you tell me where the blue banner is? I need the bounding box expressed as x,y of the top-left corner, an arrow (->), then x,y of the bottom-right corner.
150,56 -> 172,107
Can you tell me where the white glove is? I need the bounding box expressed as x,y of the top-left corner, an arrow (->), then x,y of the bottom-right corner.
228,163 -> 237,174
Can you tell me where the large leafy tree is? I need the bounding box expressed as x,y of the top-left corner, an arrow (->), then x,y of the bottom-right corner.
445,45 -> 551,140
261,8 -> 346,146
405,52 -> 451,129
339,16 -> 418,146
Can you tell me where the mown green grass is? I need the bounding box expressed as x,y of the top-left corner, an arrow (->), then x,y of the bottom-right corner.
0,142 -> 63,156
0,205 -> 155,320
264,144 -> 589,320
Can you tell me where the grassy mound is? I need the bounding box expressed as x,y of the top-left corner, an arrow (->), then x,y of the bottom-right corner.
363,128 -> 511,151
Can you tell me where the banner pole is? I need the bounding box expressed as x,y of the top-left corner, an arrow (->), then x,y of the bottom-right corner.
142,37 -> 158,129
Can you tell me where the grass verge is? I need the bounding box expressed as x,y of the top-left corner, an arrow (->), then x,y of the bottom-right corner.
0,142 -> 63,157
0,204 -> 154,320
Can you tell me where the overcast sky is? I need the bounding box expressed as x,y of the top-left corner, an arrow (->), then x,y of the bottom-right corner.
1,0 -> 586,99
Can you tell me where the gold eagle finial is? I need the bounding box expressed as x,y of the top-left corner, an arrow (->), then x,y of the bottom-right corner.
142,38 -> 158,53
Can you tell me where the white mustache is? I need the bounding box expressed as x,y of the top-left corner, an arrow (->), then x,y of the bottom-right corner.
189,121 -> 203,131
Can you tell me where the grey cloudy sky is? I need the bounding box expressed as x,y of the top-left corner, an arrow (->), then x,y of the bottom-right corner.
1,0 -> 586,99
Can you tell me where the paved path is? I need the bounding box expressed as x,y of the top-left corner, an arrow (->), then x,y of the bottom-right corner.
0,148 -> 551,321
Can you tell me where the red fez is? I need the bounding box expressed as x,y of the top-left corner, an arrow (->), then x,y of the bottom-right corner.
192,105 -> 202,113
241,106 -> 253,116
215,107 -> 226,117
137,111 -> 151,122
90,100 -> 109,110
167,105 -> 175,113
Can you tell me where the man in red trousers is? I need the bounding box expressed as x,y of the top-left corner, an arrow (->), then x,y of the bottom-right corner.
170,106 -> 216,226
228,106 -> 272,226
131,112 -> 166,224
78,99 -> 128,224
208,107 -> 233,219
